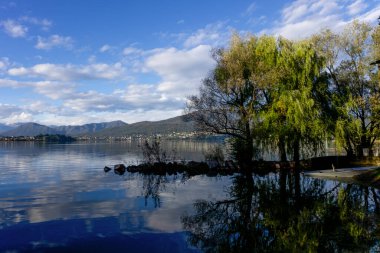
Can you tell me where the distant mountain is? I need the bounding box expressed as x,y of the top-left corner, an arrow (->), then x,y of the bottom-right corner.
0,116 -> 195,137
91,115 -> 195,137
54,120 -> 127,136
0,123 -> 14,133
0,123 -> 63,137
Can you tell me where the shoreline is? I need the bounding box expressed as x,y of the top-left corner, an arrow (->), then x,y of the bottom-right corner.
304,166 -> 378,179
304,166 -> 380,187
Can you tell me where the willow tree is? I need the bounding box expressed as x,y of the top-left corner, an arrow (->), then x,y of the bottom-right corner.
187,35 -> 277,166
259,38 -> 327,163
371,20 -> 380,148
313,21 -> 380,157
188,34 -> 327,165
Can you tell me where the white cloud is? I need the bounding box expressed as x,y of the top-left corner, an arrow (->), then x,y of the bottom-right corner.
0,103 -> 34,124
34,81 -> 76,100
348,0 -> 368,16
0,71 -> 189,124
0,78 -> 76,100
88,55 -> 96,63
0,75 -> 184,122
62,83 -> 183,113
0,102 -> 60,124
27,101 -> 56,113
277,0 -> 341,38
119,109 -> 183,124
63,90 -> 126,112
0,19 -> 27,38
120,84 -> 181,110
8,62 -> 125,81
0,57 -> 10,71
183,22 -> 231,48
99,44 -> 111,53
355,5 -> 380,23
35,35 -> 74,50
3,112 -> 33,124
122,84 -> 160,104
0,103 -> 23,117
20,16 -> 52,31
145,45 -> 215,97
263,0 -> 379,39
123,47 -> 143,56
0,1 -> 16,10
35,109 -> 184,126
8,67 -> 28,76
243,3 -> 256,16
0,16 -> 52,39
247,15 -> 267,26
0,78 -> 26,88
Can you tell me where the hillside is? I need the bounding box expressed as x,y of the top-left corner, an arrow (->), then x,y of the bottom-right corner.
54,120 -> 127,136
0,123 -> 13,133
0,116 -> 195,137
90,115 -> 195,137
0,123 -> 63,137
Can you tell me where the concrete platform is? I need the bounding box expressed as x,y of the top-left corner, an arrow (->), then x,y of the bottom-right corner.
303,166 -> 378,180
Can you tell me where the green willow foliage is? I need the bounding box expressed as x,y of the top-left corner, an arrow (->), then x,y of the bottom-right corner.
260,38 -> 326,162
313,21 -> 380,157
188,20 -> 379,164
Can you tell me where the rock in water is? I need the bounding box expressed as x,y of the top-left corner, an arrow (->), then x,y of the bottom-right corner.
104,166 -> 111,172
114,164 -> 126,175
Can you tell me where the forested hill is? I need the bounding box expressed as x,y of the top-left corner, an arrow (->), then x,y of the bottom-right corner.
0,123 -> 13,133
0,123 -> 63,137
54,120 -> 127,136
89,115 -> 195,137
0,116 -> 195,137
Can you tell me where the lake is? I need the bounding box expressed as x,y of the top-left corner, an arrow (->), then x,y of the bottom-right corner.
0,141 -> 379,252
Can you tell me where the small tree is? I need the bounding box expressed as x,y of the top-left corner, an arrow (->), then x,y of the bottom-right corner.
204,145 -> 225,167
141,137 -> 166,164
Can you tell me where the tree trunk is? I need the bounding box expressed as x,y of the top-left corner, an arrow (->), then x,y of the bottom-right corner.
360,116 -> 367,157
369,148 -> 374,157
239,173 -> 254,250
279,136 -> 287,162
293,137 -> 300,166
294,170 -> 301,210
287,173 -> 293,196
357,144 -> 364,157
240,121 -> 253,172
345,134 -> 355,158
280,170 -> 287,200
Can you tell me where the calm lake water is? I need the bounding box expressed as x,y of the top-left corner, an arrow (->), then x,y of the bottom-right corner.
0,141 -> 379,252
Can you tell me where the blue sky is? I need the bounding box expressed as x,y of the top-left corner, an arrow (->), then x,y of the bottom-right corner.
0,0 -> 379,125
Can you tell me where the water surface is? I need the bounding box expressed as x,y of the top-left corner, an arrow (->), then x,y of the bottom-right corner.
0,141 -> 379,252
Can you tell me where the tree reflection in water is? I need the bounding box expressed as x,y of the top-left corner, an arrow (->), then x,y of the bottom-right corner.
181,172 -> 380,252
140,173 -> 189,208
142,174 -> 168,208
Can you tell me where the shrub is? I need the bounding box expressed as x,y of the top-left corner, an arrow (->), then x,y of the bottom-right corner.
141,137 -> 167,164
204,145 -> 225,166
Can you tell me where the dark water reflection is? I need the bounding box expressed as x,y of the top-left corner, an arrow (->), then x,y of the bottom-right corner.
182,173 -> 380,252
0,142 -> 379,252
